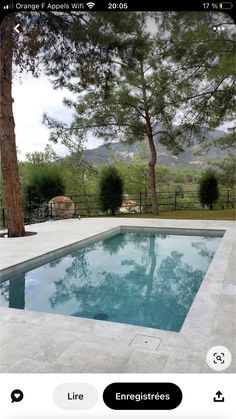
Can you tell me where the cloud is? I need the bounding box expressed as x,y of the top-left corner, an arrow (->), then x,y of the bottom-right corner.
12,75 -> 104,159
12,75 -> 72,159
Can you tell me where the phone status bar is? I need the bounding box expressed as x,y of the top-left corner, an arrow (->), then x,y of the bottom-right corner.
1,1 -> 235,13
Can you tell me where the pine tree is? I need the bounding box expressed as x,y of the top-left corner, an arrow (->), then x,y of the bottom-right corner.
44,12 -> 234,215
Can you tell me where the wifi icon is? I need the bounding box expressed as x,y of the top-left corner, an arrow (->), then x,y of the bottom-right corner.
86,2 -> 95,9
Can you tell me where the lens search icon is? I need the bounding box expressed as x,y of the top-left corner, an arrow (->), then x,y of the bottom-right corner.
206,346 -> 232,371
11,389 -> 24,403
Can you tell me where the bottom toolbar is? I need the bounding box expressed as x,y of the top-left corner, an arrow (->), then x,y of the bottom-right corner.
0,373 -> 235,418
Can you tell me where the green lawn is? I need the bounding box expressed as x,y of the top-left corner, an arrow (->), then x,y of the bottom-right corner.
117,208 -> 235,221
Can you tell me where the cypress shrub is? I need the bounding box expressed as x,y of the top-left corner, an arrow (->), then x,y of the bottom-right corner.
198,169 -> 219,210
24,165 -> 65,207
98,166 -> 123,215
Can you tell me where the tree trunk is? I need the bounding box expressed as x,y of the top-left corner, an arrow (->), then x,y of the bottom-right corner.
0,15 -> 25,237
145,235 -> 156,303
140,61 -> 159,215
147,130 -> 159,215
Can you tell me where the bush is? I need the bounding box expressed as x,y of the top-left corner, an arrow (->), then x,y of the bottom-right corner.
198,170 -> 220,210
98,166 -> 123,215
24,165 -> 65,207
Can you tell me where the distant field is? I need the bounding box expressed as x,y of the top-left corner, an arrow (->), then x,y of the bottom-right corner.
117,208 -> 236,221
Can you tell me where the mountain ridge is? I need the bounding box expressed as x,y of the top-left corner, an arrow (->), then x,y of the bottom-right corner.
83,128 -> 228,168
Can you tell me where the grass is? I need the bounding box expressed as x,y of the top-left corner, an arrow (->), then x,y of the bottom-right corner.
117,208 -> 236,221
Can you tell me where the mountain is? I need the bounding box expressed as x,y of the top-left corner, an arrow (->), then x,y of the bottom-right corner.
83,128 -> 228,168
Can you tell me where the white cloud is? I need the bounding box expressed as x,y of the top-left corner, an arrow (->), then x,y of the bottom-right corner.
12,75 -> 103,160
13,75 -> 71,158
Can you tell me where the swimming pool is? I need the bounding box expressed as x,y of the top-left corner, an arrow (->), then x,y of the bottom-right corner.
0,229 -> 222,332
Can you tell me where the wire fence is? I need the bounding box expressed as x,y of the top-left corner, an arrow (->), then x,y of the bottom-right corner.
0,189 -> 235,229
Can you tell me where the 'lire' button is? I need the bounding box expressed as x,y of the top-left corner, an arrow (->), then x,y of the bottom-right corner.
103,382 -> 182,410
53,383 -> 98,410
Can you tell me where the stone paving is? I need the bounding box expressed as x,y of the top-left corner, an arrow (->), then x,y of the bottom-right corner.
0,217 -> 235,373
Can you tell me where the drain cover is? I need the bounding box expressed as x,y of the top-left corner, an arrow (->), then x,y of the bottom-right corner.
94,313 -> 109,321
129,334 -> 162,351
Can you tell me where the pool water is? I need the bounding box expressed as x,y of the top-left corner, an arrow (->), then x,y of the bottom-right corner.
0,232 -> 222,332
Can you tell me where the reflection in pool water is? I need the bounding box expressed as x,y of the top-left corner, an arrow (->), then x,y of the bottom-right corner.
0,232 -> 221,332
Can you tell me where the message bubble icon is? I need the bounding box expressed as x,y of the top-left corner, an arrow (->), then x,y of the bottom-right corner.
11,389 -> 24,403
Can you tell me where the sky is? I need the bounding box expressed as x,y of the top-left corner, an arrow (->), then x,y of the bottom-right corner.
13,74 -> 103,160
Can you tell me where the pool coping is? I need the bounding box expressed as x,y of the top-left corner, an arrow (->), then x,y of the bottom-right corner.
0,217 -> 235,373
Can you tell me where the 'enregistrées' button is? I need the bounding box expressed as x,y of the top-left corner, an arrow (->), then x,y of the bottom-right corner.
103,382 -> 182,410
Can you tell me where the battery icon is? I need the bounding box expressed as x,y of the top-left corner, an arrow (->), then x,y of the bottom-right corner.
219,2 -> 233,9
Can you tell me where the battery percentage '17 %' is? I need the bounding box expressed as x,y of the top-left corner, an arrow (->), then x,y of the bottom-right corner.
202,3 -> 218,9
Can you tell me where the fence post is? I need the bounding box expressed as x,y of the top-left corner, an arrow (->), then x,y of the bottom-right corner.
50,203 -> 53,218
2,208 -> 5,228
174,191 -> 177,211
227,190 -> 230,209
29,205 -> 32,224
139,192 -> 142,213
